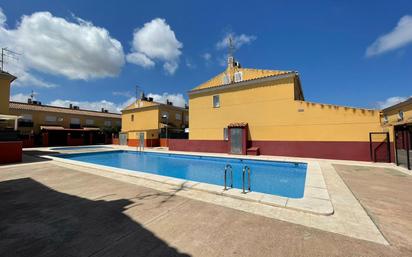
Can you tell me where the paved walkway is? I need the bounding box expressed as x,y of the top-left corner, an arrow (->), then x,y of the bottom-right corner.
1,160 -> 411,257
335,164 -> 412,252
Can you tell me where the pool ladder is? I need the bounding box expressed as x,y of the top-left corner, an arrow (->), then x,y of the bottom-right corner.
223,164 -> 233,190
137,144 -> 144,153
223,164 -> 251,194
242,165 -> 251,194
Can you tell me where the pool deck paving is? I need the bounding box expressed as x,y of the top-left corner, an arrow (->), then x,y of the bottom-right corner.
0,149 -> 411,256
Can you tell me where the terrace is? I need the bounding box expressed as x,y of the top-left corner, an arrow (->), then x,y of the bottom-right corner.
0,145 -> 411,256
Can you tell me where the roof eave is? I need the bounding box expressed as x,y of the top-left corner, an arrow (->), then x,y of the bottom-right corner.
188,72 -> 297,96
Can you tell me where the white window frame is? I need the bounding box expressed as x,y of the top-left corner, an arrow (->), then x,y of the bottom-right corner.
20,114 -> 33,122
70,117 -> 80,125
213,95 -> 220,108
85,119 -> 94,125
45,115 -> 57,122
223,127 -> 228,141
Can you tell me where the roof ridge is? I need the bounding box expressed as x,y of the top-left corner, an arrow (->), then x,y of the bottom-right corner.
9,101 -> 120,114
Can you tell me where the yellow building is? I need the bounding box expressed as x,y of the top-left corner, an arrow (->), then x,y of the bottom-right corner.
0,71 -> 21,164
0,71 -> 16,115
170,56 -> 384,161
381,98 -> 412,169
121,95 -> 188,147
9,100 -> 121,147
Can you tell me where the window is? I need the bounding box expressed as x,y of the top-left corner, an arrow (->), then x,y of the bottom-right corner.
20,114 -> 32,122
70,118 -> 80,125
104,120 -> 112,127
213,95 -> 220,108
383,115 -> 388,124
131,114 -> 134,122
19,114 -> 33,127
398,111 -> 404,121
223,127 -> 228,141
85,119 -> 94,125
175,113 -> 181,120
184,114 -> 189,123
45,115 -> 57,122
116,120 -> 121,126
161,111 -> 169,119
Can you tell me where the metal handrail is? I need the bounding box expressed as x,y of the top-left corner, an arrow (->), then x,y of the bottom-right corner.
224,164 -> 233,190
242,165 -> 251,194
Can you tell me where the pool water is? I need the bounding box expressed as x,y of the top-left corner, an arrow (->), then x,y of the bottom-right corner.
58,151 -> 307,198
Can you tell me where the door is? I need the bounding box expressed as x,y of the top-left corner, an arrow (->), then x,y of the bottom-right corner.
395,125 -> 411,170
139,132 -> 145,148
119,133 -> 128,145
230,128 -> 242,154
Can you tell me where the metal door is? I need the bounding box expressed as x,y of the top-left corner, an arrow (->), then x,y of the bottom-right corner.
230,128 -> 242,154
119,133 -> 127,145
139,132 -> 145,148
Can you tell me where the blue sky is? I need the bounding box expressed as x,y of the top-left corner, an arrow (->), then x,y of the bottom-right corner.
0,0 -> 411,112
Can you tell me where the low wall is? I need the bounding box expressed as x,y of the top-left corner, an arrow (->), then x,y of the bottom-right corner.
0,141 -> 22,164
127,138 -> 160,147
112,138 -> 119,145
67,137 -> 84,146
169,139 -> 228,153
250,140 -> 372,161
169,139 -> 380,162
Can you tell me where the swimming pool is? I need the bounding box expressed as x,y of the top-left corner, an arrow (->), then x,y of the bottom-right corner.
57,151 -> 307,198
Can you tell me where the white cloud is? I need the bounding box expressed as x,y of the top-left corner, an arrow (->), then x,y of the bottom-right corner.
0,7 -> 6,26
185,58 -> 196,69
48,97 -> 136,113
376,96 -> 411,109
126,52 -> 155,68
113,91 -> 133,98
216,32 -> 257,50
126,18 -> 182,75
147,93 -> 186,107
202,53 -> 211,61
10,93 -> 32,102
0,9 -> 125,87
366,15 -> 412,57
43,92 -> 186,113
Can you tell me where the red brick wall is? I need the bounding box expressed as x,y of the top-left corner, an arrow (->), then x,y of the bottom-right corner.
127,139 -> 160,147
169,139 -> 228,153
169,139 -> 378,162
0,141 -> 22,164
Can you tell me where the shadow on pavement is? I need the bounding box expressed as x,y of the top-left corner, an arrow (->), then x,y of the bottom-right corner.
0,178 -> 191,257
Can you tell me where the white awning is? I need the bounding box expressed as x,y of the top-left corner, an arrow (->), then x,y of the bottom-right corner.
0,114 -> 20,120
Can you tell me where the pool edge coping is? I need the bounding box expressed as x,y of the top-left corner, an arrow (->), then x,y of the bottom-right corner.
42,150 -> 334,216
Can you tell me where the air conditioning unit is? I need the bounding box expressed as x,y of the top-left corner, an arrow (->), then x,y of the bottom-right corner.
234,71 -> 243,83
223,74 -> 230,84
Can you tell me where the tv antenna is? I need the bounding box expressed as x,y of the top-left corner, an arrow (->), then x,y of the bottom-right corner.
30,90 -> 37,101
1,47 -> 21,72
228,35 -> 235,60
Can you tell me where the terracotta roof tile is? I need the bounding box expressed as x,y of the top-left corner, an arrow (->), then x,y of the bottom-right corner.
9,102 -> 121,119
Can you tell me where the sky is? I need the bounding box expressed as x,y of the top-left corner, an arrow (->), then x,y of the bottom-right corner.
0,0 -> 411,113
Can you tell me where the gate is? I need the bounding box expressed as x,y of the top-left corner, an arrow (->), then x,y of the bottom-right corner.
369,132 -> 391,163
395,125 -> 411,170
119,133 -> 128,146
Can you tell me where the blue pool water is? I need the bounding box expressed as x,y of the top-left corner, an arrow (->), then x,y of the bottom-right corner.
58,151 -> 307,198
